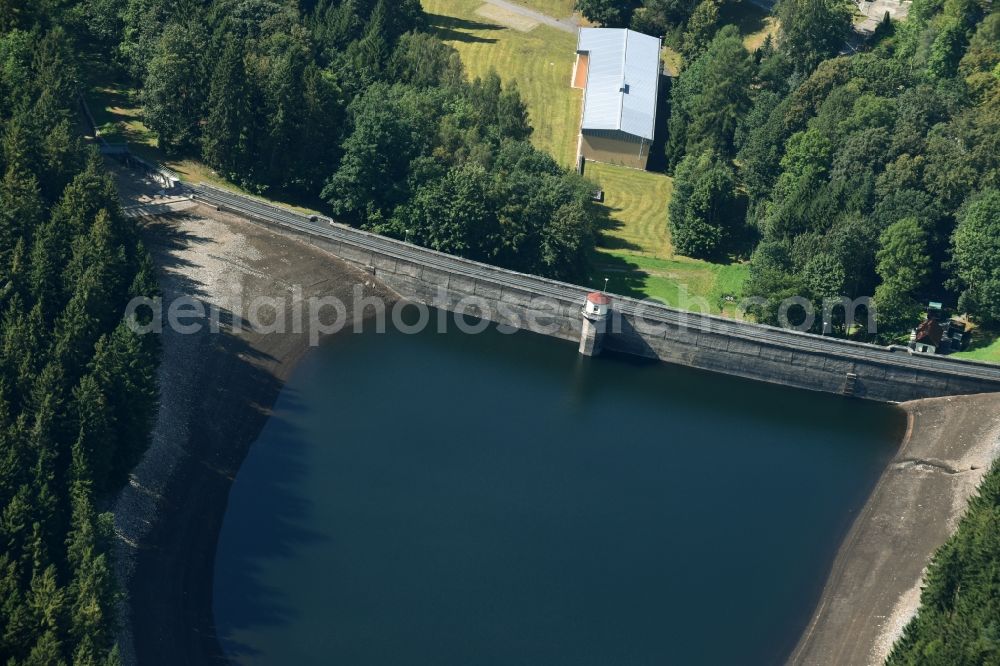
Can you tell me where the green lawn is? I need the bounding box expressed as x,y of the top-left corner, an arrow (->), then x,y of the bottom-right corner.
952,329 -> 1000,364
423,0 -> 583,167
585,161 -> 674,256
583,161 -> 748,315
592,251 -> 749,315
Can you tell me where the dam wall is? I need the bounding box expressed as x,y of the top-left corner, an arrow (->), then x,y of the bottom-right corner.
191,184 -> 1000,403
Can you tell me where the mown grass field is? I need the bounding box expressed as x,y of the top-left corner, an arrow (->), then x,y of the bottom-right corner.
583,162 -> 748,315
423,0 -> 582,167
585,162 -> 673,257
594,251 -> 748,315
952,331 -> 1000,364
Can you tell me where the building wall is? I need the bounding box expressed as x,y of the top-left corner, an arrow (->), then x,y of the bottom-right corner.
195,186 -> 1000,404
581,131 -> 649,170
573,53 -> 589,89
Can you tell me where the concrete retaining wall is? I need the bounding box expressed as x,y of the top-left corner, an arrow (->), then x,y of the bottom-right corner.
192,184 -> 1000,403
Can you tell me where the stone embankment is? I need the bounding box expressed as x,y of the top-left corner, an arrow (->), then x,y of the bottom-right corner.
789,391 -> 1000,665
112,197 -> 396,665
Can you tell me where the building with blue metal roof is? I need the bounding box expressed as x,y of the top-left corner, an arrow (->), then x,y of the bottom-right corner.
573,28 -> 662,170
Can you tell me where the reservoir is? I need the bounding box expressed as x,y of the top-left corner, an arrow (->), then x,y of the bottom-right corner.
213,320 -> 904,665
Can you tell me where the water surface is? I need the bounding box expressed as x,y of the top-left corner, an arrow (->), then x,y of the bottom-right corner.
214,322 -> 903,665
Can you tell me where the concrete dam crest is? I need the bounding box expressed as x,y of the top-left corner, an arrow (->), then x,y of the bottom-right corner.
189,184 -> 1000,404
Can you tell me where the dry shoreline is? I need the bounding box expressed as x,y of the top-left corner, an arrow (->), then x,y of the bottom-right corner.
112,202 -> 396,665
788,391 -> 1000,665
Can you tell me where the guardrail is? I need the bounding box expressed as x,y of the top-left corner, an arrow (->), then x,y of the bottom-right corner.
189,182 -> 1000,386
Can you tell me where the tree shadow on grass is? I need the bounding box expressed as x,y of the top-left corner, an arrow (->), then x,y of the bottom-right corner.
584,250 -> 653,301
581,166 -> 646,254
592,207 -> 646,254
646,74 -> 672,174
426,12 -> 503,43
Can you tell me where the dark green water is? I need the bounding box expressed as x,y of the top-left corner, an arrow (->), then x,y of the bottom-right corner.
213,322 -> 904,665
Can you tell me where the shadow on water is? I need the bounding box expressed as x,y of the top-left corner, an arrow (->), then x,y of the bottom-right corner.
127,209 -> 349,665
212,391 -> 329,661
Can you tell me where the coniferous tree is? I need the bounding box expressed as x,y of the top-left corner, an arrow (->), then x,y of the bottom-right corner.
0,18 -> 159,663
774,0 -> 853,73
203,37 -> 253,181
143,20 -> 210,153
0,168 -> 43,264
666,26 -> 752,170
668,150 -> 742,258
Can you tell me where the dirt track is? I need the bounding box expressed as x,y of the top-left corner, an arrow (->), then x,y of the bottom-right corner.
788,392 -> 1000,665
113,202 -> 395,665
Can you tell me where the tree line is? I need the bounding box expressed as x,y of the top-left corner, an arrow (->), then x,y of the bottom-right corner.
114,0 -> 599,281
0,7 -> 160,665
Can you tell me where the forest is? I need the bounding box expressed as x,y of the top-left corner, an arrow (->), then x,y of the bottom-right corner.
0,4 -> 160,664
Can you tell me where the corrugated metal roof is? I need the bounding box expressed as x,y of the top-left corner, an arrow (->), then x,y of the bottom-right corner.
577,28 -> 661,141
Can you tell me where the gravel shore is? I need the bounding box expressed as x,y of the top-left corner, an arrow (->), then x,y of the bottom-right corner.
112,202 -> 396,665
788,392 -> 1000,665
